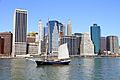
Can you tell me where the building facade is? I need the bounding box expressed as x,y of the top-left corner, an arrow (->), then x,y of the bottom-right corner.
80,32 -> 94,56
27,43 -> 38,54
0,32 -> 13,56
0,37 -> 4,55
106,36 -> 119,54
27,36 -> 36,43
12,9 -> 27,56
44,27 -> 48,37
100,37 -> 106,52
74,33 -> 82,55
60,35 -> 81,55
90,24 -> 101,54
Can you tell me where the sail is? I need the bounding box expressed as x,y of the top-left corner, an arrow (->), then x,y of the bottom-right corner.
58,43 -> 69,59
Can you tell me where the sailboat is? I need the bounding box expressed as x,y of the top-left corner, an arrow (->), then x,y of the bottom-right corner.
35,43 -> 71,65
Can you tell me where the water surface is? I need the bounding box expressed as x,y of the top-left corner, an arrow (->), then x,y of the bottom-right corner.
0,57 -> 120,80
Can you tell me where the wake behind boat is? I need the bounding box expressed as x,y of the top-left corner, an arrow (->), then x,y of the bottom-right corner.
35,43 -> 71,65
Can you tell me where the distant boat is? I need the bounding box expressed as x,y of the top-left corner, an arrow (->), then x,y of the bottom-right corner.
35,43 -> 71,65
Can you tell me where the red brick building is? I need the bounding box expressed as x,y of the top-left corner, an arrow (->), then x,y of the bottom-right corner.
27,36 -> 36,43
0,32 -> 12,56
0,37 -> 4,54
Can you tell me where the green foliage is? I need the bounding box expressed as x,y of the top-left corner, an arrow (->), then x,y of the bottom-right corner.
28,32 -> 37,36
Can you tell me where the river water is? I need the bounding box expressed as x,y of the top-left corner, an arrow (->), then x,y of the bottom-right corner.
0,57 -> 120,80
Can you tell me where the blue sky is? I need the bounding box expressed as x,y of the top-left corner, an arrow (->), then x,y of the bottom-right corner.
0,0 -> 120,37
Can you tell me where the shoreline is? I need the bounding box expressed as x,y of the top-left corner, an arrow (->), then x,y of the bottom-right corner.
0,55 -> 120,59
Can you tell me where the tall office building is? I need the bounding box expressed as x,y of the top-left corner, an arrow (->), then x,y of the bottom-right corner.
12,9 -> 27,56
38,20 -> 43,55
80,32 -> 94,56
52,23 -> 59,54
60,34 -> 82,55
67,19 -> 72,36
47,20 -> 64,55
38,20 -> 44,41
90,24 -> 101,54
106,36 -> 119,54
100,37 -> 106,52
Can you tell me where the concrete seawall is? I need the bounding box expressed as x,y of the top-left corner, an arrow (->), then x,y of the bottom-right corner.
1,55 -> 120,59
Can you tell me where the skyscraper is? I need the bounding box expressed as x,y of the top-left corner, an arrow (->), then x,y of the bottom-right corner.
67,19 -> 72,36
106,36 -> 119,54
90,24 -> 101,54
38,20 -> 43,55
60,35 -> 82,55
100,37 -> 106,52
12,9 -> 27,56
80,32 -> 94,56
47,20 -> 64,55
52,23 -> 59,54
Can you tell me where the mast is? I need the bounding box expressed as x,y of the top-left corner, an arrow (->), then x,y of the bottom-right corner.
44,18 -> 50,61
48,18 -> 50,54
44,25 -> 48,61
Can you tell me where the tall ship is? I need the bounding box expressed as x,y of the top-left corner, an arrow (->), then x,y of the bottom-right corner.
35,43 -> 71,65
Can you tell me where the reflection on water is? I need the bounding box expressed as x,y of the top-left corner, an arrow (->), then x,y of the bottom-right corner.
10,59 -> 70,80
35,65 -> 70,80
0,59 -> 11,80
0,57 -> 120,80
10,59 -> 27,80
80,58 -> 95,80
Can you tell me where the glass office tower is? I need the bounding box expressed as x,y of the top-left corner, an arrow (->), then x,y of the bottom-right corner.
90,24 -> 101,54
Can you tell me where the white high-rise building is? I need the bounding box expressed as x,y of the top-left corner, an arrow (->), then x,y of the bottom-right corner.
12,9 -> 27,57
52,22 -> 59,55
38,20 -> 43,55
67,19 -> 72,36
80,32 -> 94,55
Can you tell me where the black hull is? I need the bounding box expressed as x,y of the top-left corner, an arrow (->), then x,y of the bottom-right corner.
35,60 -> 70,66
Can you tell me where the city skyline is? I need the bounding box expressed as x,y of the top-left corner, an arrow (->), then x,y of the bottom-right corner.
0,0 -> 120,38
